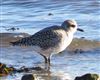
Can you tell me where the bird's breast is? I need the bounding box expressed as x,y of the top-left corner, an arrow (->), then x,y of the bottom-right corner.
54,31 -> 73,53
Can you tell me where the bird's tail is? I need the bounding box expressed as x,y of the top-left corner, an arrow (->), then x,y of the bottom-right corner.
10,41 -> 21,46
10,37 -> 33,46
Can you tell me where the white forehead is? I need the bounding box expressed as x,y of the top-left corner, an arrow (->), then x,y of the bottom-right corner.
68,19 -> 77,26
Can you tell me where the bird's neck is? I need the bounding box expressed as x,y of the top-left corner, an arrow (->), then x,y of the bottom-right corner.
63,28 -> 75,36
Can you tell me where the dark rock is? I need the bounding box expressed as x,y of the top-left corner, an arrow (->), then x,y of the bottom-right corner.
17,28 -> 19,30
6,27 -> 16,31
48,13 -> 53,16
75,73 -> 100,80
81,37 -> 85,39
21,74 -> 35,80
31,66 -> 43,71
5,27 -> 20,31
74,49 -> 84,53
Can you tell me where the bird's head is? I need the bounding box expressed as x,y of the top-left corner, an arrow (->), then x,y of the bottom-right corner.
61,20 -> 84,34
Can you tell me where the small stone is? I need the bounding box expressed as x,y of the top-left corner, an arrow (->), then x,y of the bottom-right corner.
17,28 -> 19,30
48,13 -> 53,16
75,73 -> 100,80
81,37 -> 85,39
74,49 -> 79,53
21,74 -> 35,80
74,49 -> 84,53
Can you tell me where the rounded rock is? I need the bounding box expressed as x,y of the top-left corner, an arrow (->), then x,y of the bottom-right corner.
75,73 -> 100,80
21,74 -> 35,80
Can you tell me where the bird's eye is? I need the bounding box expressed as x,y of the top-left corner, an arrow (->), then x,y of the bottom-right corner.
71,25 -> 75,28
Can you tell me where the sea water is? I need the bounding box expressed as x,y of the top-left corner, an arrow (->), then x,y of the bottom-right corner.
0,0 -> 100,80
0,0 -> 100,40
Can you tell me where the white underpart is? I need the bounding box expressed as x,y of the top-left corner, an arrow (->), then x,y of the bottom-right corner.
32,29 -> 74,58
53,30 -> 73,54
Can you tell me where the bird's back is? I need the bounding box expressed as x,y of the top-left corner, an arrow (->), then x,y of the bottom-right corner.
11,25 -> 67,50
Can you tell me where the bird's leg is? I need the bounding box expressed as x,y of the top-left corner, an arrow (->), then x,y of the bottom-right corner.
44,57 -> 49,70
40,54 -> 48,69
44,57 -> 50,70
48,57 -> 50,66
40,54 -> 51,70
40,54 -> 48,63
44,57 -> 50,71
47,57 -> 50,71
43,55 -> 48,64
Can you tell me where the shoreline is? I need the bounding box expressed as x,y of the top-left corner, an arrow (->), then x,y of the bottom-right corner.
0,33 -> 100,51
0,33 -> 100,80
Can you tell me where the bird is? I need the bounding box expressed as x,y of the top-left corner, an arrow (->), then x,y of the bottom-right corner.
10,20 -> 84,70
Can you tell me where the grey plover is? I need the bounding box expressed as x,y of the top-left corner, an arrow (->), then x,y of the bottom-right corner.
10,20 -> 84,69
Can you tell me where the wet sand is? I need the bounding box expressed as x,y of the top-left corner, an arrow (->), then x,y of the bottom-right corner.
0,33 -> 100,51
0,33 -> 100,80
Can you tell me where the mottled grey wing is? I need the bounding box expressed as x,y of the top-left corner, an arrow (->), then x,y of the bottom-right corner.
30,26 -> 62,49
10,26 -> 62,50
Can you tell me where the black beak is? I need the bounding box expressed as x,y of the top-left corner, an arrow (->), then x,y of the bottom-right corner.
77,28 -> 84,32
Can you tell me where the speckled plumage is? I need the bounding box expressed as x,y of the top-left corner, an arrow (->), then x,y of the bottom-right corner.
11,26 -> 65,50
11,20 -> 83,69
